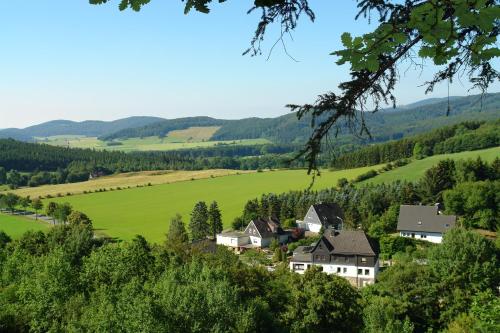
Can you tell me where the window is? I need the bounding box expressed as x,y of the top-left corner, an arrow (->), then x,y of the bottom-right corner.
357,269 -> 362,275
343,267 -> 347,273
418,221 -> 422,225
293,264 -> 304,271
361,257 -> 367,263
337,267 -> 341,273
365,269 -> 369,275
421,234 -> 427,238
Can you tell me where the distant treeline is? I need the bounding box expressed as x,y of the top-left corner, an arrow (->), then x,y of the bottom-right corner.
331,120 -> 500,169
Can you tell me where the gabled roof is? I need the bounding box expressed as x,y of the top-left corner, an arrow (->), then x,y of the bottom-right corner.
310,203 -> 344,226
244,217 -> 283,238
322,230 -> 377,256
397,205 -> 456,233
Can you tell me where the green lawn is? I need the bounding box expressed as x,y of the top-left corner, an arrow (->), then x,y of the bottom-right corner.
364,146 -> 500,185
0,213 -> 50,239
46,166 -> 380,243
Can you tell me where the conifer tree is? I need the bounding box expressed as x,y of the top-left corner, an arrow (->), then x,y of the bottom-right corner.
189,201 -> 209,241
208,201 -> 223,239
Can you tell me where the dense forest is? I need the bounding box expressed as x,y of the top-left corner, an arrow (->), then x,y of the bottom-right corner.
0,156 -> 498,332
331,120 -> 500,169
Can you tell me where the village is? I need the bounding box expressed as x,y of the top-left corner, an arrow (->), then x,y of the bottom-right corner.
215,202 -> 456,288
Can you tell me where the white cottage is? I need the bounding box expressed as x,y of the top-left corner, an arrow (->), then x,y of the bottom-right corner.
397,205 -> 456,244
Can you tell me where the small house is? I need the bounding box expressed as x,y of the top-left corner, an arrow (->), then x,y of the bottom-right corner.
296,203 -> 344,233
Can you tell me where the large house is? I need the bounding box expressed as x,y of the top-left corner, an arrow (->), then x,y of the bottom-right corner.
296,203 -> 344,233
216,217 -> 289,251
397,205 -> 456,243
289,229 -> 379,287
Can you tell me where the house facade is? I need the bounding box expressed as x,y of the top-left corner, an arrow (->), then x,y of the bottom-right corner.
216,217 -> 289,251
397,205 -> 456,244
289,230 -> 379,287
296,203 -> 344,233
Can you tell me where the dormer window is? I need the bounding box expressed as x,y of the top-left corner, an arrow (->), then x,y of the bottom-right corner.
417,221 -> 422,225
445,223 -> 450,227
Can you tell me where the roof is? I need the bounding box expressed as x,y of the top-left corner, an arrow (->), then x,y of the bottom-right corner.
397,205 -> 456,233
217,231 -> 248,238
245,217 -> 283,238
311,203 -> 344,226
322,230 -> 377,256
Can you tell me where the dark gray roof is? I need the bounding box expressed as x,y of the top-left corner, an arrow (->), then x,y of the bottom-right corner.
397,205 -> 456,233
246,217 -> 283,238
218,231 -> 248,238
312,203 -> 344,226
322,230 -> 377,256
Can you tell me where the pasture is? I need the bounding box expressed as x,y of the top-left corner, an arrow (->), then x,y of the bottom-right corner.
0,213 -> 49,239
45,166 -> 380,243
12,169 -> 252,198
364,146 -> 500,185
37,130 -> 270,152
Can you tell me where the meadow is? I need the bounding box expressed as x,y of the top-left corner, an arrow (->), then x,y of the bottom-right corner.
0,213 -> 49,239
12,169 -> 252,198
37,129 -> 270,152
45,166 -> 380,243
364,146 -> 500,185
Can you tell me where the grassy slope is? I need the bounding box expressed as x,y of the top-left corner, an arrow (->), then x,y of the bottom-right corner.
46,166 -> 381,243
0,213 -> 49,239
12,169 -> 253,198
364,146 -> 500,185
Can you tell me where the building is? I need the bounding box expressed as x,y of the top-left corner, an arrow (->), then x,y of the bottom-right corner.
296,203 -> 344,233
397,205 -> 456,243
289,230 -> 379,287
216,217 -> 289,252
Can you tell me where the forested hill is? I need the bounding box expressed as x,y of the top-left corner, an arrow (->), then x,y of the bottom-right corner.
0,116 -> 165,140
101,93 -> 500,144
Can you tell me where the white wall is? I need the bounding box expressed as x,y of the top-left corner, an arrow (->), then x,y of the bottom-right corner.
289,261 -> 378,279
249,236 -> 262,247
399,231 -> 443,243
216,234 -> 250,247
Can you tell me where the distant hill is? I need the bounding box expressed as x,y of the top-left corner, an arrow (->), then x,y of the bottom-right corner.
100,93 -> 500,145
0,116 -> 165,139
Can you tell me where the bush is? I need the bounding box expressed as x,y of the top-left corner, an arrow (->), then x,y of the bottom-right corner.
354,170 -> 378,182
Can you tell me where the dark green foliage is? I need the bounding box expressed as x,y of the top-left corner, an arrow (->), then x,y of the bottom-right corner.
189,201 -> 210,241
165,214 -> 189,256
208,201 -> 223,238
354,170 -> 378,183
378,235 -> 415,260
0,193 -> 19,213
419,159 -> 456,203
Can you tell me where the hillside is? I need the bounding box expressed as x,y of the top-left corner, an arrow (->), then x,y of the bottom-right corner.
101,93 -> 500,146
0,116 -> 165,139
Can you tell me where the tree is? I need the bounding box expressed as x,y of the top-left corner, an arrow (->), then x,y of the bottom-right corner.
19,197 -> 31,212
54,203 -> 73,224
165,214 -> 189,255
0,230 -> 12,249
90,1 -> 498,172
67,211 -> 92,227
0,166 -> 6,184
189,201 -> 209,241
208,201 -> 223,239
6,169 -> 23,189
419,159 -> 455,202
45,202 -> 58,224
31,198 -> 43,220
0,193 -> 19,213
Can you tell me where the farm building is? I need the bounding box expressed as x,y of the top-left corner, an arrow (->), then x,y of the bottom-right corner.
289,229 -> 379,288
397,204 -> 456,243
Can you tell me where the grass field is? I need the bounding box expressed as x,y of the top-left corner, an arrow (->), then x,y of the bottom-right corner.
364,146 -> 500,185
0,213 -> 49,239
45,166 -> 381,243
11,169 -> 253,198
37,130 -> 270,152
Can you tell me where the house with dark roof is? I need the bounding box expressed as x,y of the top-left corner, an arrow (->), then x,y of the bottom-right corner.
216,217 -> 289,251
397,205 -> 456,243
296,203 -> 344,233
289,230 -> 379,287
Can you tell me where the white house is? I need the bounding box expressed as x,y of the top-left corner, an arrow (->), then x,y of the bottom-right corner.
216,217 -> 289,252
290,229 -> 379,288
296,203 -> 344,233
396,204 -> 456,244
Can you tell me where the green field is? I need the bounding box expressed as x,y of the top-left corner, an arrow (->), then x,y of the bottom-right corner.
37,134 -> 270,152
45,166 -> 380,243
0,213 -> 50,239
364,146 -> 500,185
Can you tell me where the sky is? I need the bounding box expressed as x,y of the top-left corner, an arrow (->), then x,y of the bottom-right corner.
0,0 -> 498,128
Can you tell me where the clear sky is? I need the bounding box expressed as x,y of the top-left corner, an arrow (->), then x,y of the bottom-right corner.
0,0 -> 498,128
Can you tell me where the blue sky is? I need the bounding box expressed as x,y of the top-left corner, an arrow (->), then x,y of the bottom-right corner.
0,0 -> 498,128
